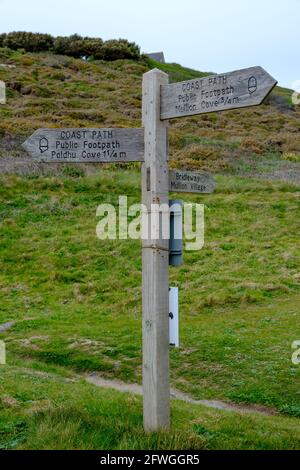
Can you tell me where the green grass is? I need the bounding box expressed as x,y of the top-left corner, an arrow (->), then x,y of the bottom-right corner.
1,362 -> 300,450
0,170 -> 299,429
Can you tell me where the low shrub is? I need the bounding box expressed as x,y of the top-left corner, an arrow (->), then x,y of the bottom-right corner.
3,32 -> 54,52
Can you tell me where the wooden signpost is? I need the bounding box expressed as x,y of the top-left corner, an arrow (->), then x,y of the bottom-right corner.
23,64 -> 277,433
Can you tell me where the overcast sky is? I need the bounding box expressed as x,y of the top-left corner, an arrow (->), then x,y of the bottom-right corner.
0,0 -> 299,88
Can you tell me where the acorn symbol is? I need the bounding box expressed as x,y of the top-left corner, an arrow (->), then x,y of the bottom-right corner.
39,137 -> 49,153
248,76 -> 257,94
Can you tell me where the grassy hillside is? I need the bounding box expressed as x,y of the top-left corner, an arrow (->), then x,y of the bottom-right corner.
0,47 -> 299,176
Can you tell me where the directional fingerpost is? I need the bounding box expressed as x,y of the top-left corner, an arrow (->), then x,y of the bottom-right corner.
161,66 -> 277,120
22,128 -> 144,163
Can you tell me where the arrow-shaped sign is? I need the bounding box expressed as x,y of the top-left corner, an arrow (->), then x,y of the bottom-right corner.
169,170 -> 216,194
22,128 -> 145,163
161,66 -> 277,120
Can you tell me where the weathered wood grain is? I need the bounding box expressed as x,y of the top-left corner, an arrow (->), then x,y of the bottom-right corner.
169,170 -> 216,194
161,66 -> 277,120
22,128 -> 144,163
142,69 -> 170,432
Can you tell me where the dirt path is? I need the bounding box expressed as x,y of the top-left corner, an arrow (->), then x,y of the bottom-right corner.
0,321 -> 16,333
0,320 -> 280,417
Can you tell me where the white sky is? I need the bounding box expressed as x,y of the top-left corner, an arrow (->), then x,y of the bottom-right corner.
0,0 -> 299,88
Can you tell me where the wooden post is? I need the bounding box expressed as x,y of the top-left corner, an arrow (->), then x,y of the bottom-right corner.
142,69 -> 170,432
